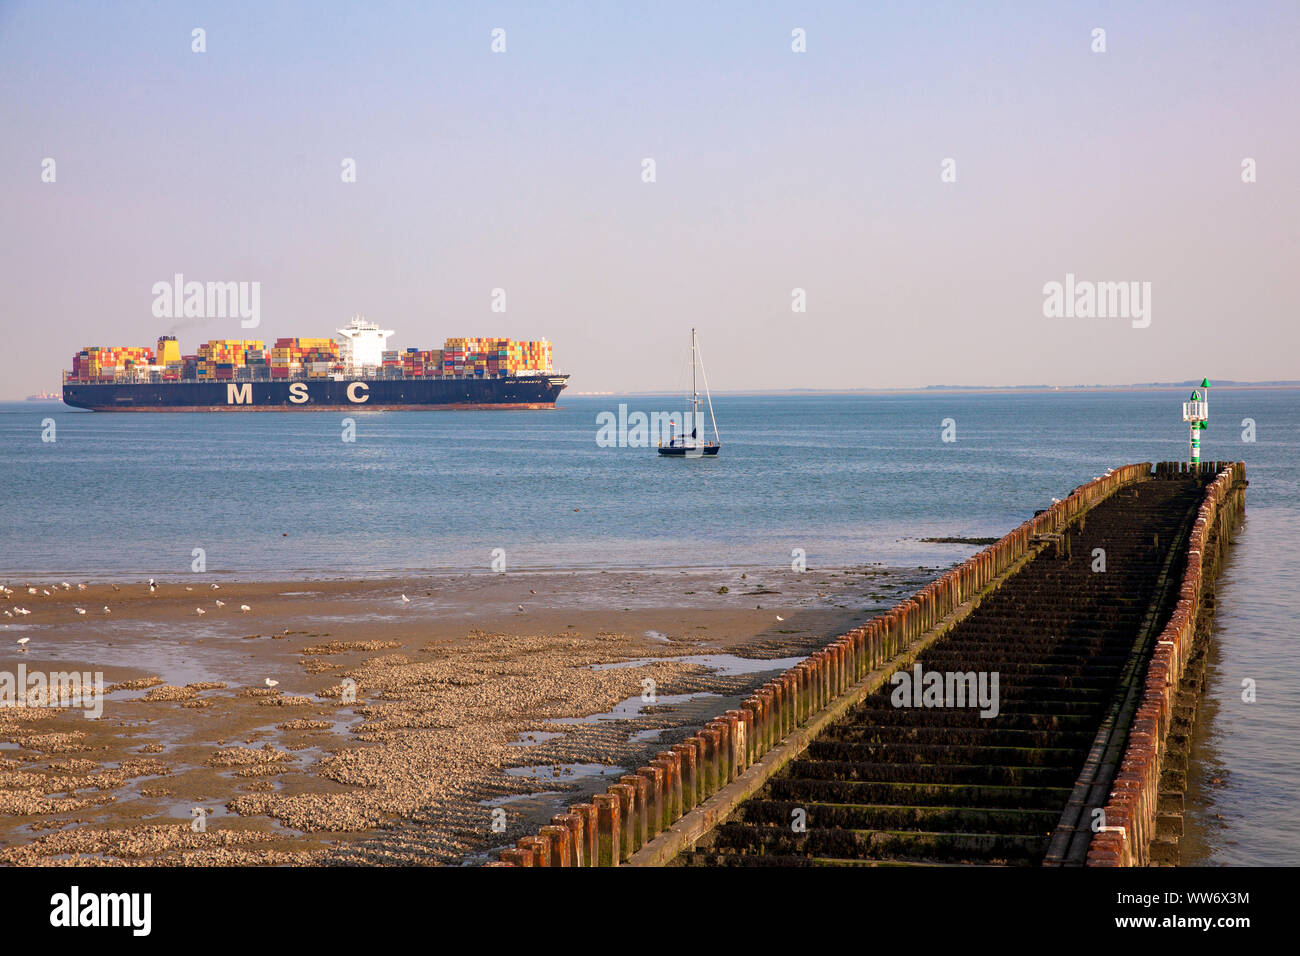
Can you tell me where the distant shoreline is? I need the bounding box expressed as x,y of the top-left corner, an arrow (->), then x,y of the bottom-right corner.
5,382 -> 1299,403
586,382 -> 1300,398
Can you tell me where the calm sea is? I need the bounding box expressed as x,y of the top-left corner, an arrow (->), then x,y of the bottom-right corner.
1,389 -> 1296,864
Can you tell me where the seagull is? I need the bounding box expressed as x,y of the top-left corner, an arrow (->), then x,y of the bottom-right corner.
401,594 -> 410,603
239,604 -> 251,613
185,586 -> 193,591
42,589 -> 50,596
211,584 -> 220,590
195,607 -> 205,615
214,600 -> 225,607
149,583 -> 156,593
103,606 -> 111,614
530,589 -> 537,595
75,607 -> 86,615
517,604 -> 525,612
776,615 -> 784,622
77,583 -> 87,590
264,678 -> 279,688
61,582 -> 71,590
3,611 -> 11,618
17,637 -> 29,650
27,588 -> 36,595
148,579 -> 155,587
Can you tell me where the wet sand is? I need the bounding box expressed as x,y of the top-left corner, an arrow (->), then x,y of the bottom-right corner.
0,563 -> 942,865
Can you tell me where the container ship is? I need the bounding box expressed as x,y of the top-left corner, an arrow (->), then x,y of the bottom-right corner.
61,317 -> 568,411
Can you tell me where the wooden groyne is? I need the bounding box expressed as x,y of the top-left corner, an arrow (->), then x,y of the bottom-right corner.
488,461 -> 1245,867
1085,461 -> 1247,866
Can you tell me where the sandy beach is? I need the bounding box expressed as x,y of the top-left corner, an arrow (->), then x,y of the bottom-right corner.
0,563 -> 941,865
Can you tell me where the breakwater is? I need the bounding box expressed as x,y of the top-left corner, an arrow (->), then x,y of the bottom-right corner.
489,461 -> 1244,866
1086,461 -> 1247,866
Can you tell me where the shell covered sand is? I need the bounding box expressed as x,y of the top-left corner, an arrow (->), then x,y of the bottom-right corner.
0,565 -> 935,865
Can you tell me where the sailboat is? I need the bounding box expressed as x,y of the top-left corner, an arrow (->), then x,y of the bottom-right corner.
657,328 -> 721,458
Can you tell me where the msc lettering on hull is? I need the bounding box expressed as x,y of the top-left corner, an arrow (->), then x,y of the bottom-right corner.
226,382 -> 371,406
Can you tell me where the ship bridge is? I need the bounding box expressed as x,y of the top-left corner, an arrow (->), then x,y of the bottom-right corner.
335,315 -> 394,370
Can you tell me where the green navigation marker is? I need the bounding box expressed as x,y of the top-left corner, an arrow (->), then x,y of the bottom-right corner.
1182,378 -> 1210,464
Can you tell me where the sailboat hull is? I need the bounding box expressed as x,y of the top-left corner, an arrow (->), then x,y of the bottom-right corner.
657,444 -> 721,457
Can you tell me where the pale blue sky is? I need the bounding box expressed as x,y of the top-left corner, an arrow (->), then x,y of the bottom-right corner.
2,1 -> 1297,396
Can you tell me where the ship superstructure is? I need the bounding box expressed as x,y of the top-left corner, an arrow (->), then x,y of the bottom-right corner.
334,315 -> 395,372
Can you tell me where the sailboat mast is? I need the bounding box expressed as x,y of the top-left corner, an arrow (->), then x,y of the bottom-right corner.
691,328 -> 699,438
691,327 -> 697,403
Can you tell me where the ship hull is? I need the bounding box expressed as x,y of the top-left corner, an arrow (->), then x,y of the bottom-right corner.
62,376 -> 568,412
657,444 -> 721,457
